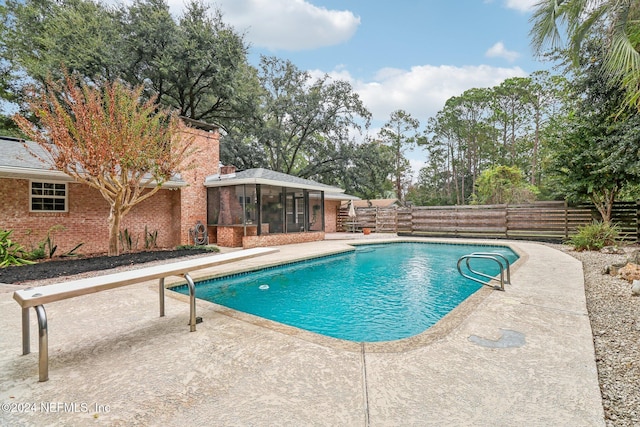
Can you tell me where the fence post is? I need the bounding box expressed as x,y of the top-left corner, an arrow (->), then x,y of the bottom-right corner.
564,200 -> 569,239
454,205 -> 459,237
411,206 -> 414,234
504,204 -> 509,238
636,200 -> 640,243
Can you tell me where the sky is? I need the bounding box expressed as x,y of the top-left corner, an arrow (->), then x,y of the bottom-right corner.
169,0 -> 550,173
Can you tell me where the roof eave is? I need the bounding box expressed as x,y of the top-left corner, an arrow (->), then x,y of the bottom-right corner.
325,192 -> 360,201
0,166 -> 187,188
204,176 -> 344,193
0,166 -> 74,182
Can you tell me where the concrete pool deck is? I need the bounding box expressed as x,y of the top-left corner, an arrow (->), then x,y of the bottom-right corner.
0,236 -> 604,426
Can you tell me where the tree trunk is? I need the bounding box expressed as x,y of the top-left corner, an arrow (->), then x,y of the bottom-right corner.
531,107 -> 540,185
591,189 -> 616,223
108,206 -> 121,256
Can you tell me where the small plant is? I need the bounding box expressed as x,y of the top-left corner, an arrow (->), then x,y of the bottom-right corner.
175,244 -> 219,253
144,226 -> 159,250
119,228 -> 138,253
61,243 -> 84,257
26,242 -> 46,260
0,229 -> 34,267
44,225 -> 65,259
23,229 -> 43,259
567,221 -> 621,251
21,226 -> 82,260
44,233 -> 57,258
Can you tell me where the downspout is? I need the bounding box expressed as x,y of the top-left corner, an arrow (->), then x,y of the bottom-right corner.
257,185 -> 262,236
321,191 -> 325,231
242,185 -> 247,237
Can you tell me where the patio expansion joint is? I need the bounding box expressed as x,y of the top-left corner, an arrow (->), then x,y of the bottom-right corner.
517,300 -> 588,317
360,342 -> 370,427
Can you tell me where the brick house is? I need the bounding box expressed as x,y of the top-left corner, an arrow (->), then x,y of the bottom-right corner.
0,121 -> 352,254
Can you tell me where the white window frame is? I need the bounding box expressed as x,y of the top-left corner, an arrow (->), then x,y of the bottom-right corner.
29,180 -> 68,213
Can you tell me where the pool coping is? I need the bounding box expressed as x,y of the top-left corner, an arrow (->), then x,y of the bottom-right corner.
166,237 -> 530,353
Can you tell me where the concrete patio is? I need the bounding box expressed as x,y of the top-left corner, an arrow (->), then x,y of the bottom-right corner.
0,236 -> 604,426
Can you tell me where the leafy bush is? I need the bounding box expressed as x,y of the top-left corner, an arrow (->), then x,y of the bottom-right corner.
26,242 -> 46,260
567,221 -> 621,251
0,230 -> 35,267
472,165 -> 539,205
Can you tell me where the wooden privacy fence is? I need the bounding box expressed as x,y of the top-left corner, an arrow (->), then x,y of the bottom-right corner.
338,201 -> 640,242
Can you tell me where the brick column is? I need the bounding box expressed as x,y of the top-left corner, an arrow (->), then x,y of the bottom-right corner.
179,126 -> 220,245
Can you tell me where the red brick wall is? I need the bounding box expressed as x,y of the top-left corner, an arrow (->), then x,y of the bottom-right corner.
324,200 -> 341,233
0,178 -> 180,255
242,232 -> 325,249
0,126 -> 220,255
217,225 -> 258,247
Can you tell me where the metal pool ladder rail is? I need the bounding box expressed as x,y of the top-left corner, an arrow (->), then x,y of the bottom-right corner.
457,252 -> 512,291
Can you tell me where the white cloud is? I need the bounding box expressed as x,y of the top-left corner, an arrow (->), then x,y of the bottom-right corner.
313,62 -> 527,176
211,0 -> 360,51
318,64 -> 527,125
485,41 -> 521,62
504,0 -> 538,12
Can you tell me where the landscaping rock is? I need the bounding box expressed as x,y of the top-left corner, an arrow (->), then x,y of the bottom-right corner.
618,263 -> 640,283
627,249 -> 640,264
601,246 -> 626,255
632,280 -> 640,296
604,263 -> 627,276
567,245 -> 640,425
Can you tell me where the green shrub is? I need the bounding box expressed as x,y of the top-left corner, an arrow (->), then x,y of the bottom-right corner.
567,221 -> 621,251
26,242 -> 46,260
175,244 -> 219,253
0,229 -> 35,267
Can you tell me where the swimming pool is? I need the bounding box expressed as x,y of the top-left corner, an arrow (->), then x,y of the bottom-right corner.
172,242 -> 518,342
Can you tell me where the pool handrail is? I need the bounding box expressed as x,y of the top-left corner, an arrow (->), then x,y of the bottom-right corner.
457,253 -> 508,291
468,252 -> 511,285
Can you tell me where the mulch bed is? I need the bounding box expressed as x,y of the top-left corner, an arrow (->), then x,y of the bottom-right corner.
0,248 -> 214,284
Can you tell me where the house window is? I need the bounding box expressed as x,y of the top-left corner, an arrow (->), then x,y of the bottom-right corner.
30,181 -> 67,212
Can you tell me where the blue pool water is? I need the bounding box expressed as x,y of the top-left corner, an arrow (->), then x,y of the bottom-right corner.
173,242 -> 518,342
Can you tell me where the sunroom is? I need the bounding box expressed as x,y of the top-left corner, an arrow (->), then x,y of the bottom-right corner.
205,166 -> 347,247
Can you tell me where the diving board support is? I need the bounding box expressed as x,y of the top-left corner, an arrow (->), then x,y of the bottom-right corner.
21,307 -> 30,356
13,247 -> 279,382
183,273 -> 197,332
35,305 -> 48,382
21,305 -> 49,381
159,278 -> 165,317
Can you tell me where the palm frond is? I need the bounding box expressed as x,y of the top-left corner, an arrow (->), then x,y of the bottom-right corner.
530,0 -> 568,55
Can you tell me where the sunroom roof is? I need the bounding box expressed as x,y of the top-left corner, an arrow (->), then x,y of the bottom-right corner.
204,168 -> 345,194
